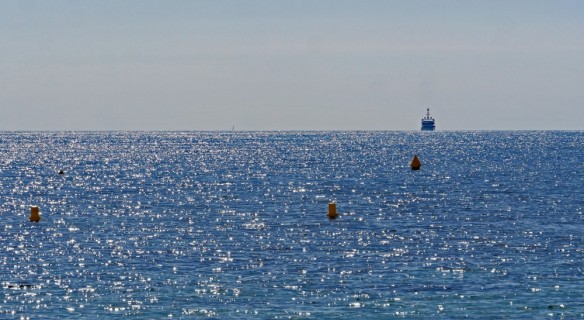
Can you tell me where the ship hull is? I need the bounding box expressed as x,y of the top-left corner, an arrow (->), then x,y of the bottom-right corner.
421,121 -> 435,131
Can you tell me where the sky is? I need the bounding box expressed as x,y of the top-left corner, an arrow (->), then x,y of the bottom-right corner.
1,0 -> 583,131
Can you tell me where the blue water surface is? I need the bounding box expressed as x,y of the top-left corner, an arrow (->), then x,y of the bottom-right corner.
0,131 -> 583,319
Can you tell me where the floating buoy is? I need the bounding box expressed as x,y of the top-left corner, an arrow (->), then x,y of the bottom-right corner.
411,154 -> 421,170
58,170 -> 64,175
327,202 -> 338,219
29,206 -> 41,222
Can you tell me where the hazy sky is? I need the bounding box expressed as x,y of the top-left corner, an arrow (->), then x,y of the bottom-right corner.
1,0 -> 583,130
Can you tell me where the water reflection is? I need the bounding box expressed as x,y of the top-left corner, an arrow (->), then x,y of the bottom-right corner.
0,131 -> 582,318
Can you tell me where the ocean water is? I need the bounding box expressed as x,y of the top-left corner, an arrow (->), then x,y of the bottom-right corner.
0,131 -> 582,319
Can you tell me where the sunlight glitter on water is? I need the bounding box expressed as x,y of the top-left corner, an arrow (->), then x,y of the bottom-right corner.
0,131 -> 582,318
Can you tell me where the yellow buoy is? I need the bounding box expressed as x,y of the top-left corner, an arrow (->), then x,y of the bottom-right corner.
327,202 -> 338,219
411,154 -> 421,170
29,206 -> 41,222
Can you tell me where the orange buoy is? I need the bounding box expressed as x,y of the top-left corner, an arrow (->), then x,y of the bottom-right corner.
29,206 -> 41,222
327,202 -> 338,219
411,154 -> 421,170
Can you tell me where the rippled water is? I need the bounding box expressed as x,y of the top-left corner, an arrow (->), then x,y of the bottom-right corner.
0,131 -> 582,319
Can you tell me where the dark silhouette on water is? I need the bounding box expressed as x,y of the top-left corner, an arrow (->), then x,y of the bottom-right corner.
421,108 -> 435,131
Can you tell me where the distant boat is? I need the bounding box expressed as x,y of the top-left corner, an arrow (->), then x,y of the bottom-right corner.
421,108 -> 436,131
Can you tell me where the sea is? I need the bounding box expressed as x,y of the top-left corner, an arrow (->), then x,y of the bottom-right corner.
0,131 -> 582,319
